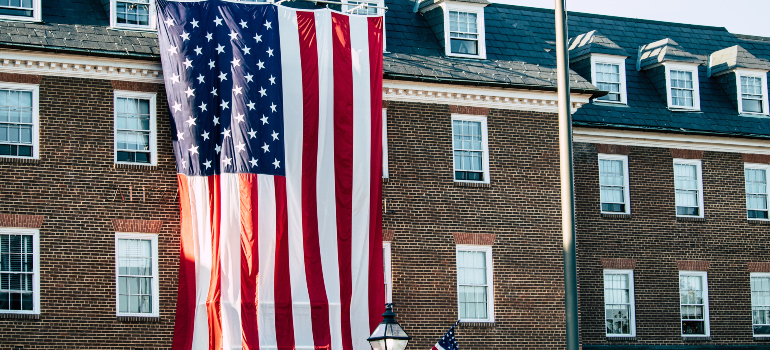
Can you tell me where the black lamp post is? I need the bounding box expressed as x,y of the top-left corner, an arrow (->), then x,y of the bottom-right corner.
367,303 -> 411,350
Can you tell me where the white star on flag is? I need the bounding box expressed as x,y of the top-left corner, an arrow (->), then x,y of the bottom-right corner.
183,58 -> 193,69
201,131 -> 210,140
194,46 -> 203,55
177,131 -> 185,140
189,145 -> 199,154
190,18 -> 199,28
216,44 -> 225,54
185,86 -> 195,98
222,157 -> 232,166
197,74 -> 205,84
233,85 -> 243,96
267,48 -> 274,57
250,157 -> 258,168
273,159 -> 281,168
180,31 -> 190,41
220,100 -> 230,110
235,142 -> 246,153
261,115 -> 269,124
172,102 -> 182,112
239,19 -> 248,28
164,17 -> 174,26
248,129 -> 257,139
222,128 -> 232,138
186,116 -> 196,126
262,143 -> 270,153
214,16 -> 223,26
198,102 -> 207,111
271,131 -> 279,140
203,159 -> 212,169
264,20 -> 272,29
215,144 -> 221,154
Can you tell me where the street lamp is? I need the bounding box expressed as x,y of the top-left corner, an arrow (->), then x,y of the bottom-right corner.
367,303 -> 411,350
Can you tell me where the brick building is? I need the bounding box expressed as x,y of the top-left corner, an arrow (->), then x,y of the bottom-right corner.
0,1 -> 769,350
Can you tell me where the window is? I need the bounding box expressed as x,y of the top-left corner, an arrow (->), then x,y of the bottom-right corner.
745,164 -> 770,220
603,270 -> 635,337
111,0 -> 156,30
383,242 -> 392,303
598,154 -> 630,214
452,115 -> 489,184
115,232 -> 159,317
0,83 -> 39,159
345,0 -> 380,15
443,4 -> 486,59
679,271 -> 709,336
591,55 -> 627,104
674,159 -> 704,217
456,245 -> 494,322
114,91 -> 157,165
738,73 -> 769,115
751,273 -> 770,337
0,228 -> 39,314
665,64 -> 701,110
0,0 -> 40,21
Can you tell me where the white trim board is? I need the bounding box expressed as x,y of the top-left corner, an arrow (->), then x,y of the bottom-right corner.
0,49 -> 164,83
383,80 -> 591,113
574,127 -> 770,155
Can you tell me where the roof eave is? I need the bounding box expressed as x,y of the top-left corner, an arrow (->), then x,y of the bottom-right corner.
573,120 -> 770,140
0,42 -> 160,61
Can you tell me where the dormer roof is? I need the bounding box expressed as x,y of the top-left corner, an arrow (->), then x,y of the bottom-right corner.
638,38 -> 701,69
709,45 -> 770,76
568,30 -> 628,58
418,0 -> 489,12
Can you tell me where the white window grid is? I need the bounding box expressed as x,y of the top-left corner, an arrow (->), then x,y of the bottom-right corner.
0,83 -> 39,160
383,242 -> 392,303
0,228 -> 39,315
603,269 -> 635,337
0,0 -> 40,22
673,159 -> 704,218
442,3 -> 486,59
115,232 -> 159,317
590,55 -> 627,105
110,0 -> 156,30
113,91 -> 157,166
598,154 -> 630,214
665,64 -> 701,111
345,0 -> 380,15
449,11 -> 478,56
737,72 -> 769,116
451,114 -> 490,184
751,272 -> 770,337
679,271 -> 709,337
456,245 -> 494,323
745,163 -> 770,220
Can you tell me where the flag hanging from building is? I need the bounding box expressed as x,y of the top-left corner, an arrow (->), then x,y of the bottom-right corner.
156,1 -> 385,349
431,321 -> 459,350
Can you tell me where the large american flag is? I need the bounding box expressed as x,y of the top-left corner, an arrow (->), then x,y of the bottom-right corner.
431,321 -> 459,350
156,1 -> 385,350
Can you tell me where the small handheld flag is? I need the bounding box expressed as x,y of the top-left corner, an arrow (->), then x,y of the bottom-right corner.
431,320 -> 459,350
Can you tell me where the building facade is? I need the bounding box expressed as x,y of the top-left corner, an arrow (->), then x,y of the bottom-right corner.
1,0 -> 770,350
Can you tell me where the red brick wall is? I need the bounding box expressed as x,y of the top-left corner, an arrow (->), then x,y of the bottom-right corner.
0,75 -> 178,349
574,142 -> 769,346
383,100 -> 565,349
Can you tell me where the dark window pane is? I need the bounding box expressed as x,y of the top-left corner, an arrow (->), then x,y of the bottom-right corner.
456,171 -> 483,181
9,292 -> 20,310
450,39 -> 478,55
0,144 -> 9,155
602,203 -> 625,212
21,293 -> 32,310
743,99 -> 763,113
749,210 -> 769,219
677,206 -> 699,216
755,325 -> 770,335
17,145 -> 31,157
682,320 -> 705,335
135,152 -> 150,163
0,293 -> 8,310
117,151 -> 130,162
0,8 -> 33,17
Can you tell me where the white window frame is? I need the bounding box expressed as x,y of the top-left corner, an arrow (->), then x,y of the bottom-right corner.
665,63 -> 701,111
598,154 -> 631,215
442,2 -> 486,59
0,0 -> 41,22
113,90 -> 157,166
0,228 -> 40,315
736,70 -> 769,116
451,114 -> 490,184
0,82 -> 40,160
110,0 -> 157,31
751,272 -> 770,337
383,242 -> 392,303
591,55 -> 628,105
603,269 -> 636,337
456,244 -> 494,323
114,232 -> 160,317
744,163 -> 770,221
673,158 -> 704,218
382,108 -> 389,179
679,270 -> 710,337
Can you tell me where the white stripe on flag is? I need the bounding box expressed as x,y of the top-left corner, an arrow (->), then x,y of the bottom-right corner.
348,14 -> 373,350
220,173 -> 243,350
258,174 -> 278,349
188,176 -> 211,350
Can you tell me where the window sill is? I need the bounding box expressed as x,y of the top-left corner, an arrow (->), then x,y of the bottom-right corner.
740,113 -> 769,119
676,216 -> 705,222
593,100 -> 628,107
754,336 -> 770,341
117,316 -> 161,322
601,213 -> 631,220
0,156 -> 39,164
0,15 -> 41,23
748,219 -> 770,225
459,321 -> 494,328
454,181 -> 490,188
382,177 -> 390,184
0,313 -> 40,320
682,336 -> 711,341
667,107 -> 702,113
114,163 -> 158,171
606,336 -> 636,341
109,25 -> 157,33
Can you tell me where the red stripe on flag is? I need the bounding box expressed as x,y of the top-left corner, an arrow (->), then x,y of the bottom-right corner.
208,175 -> 223,350
240,174 -> 260,350
366,16 -> 386,333
172,175 -> 196,350
331,12 -> 355,350
274,176 -> 296,350
297,10 -> 333,350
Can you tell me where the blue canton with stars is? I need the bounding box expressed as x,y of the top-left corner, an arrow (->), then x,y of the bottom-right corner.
157,0 -> 285,176
435,322 -> 459,350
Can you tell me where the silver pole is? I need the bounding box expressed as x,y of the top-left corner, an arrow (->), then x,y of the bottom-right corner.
554,0 -> 579,349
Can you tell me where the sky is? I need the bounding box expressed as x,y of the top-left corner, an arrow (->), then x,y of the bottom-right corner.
490,0 -> 770,38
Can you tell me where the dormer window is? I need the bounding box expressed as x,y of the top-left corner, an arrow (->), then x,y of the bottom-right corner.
0,0 -> 40,21
449,11 -> 478,55
345,0 -> 381,15
738,72 -> 768,115
665,64 -> 700,111
110,0 -> 156,30
590,55 -> 627,104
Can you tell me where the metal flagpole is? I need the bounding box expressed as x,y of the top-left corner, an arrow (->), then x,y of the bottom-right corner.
554,0 -> 579,349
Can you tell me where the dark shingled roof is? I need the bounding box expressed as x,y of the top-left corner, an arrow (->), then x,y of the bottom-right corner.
638,38 -> 702,69
568,30 -> 628,58
709,45 -> 770,76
